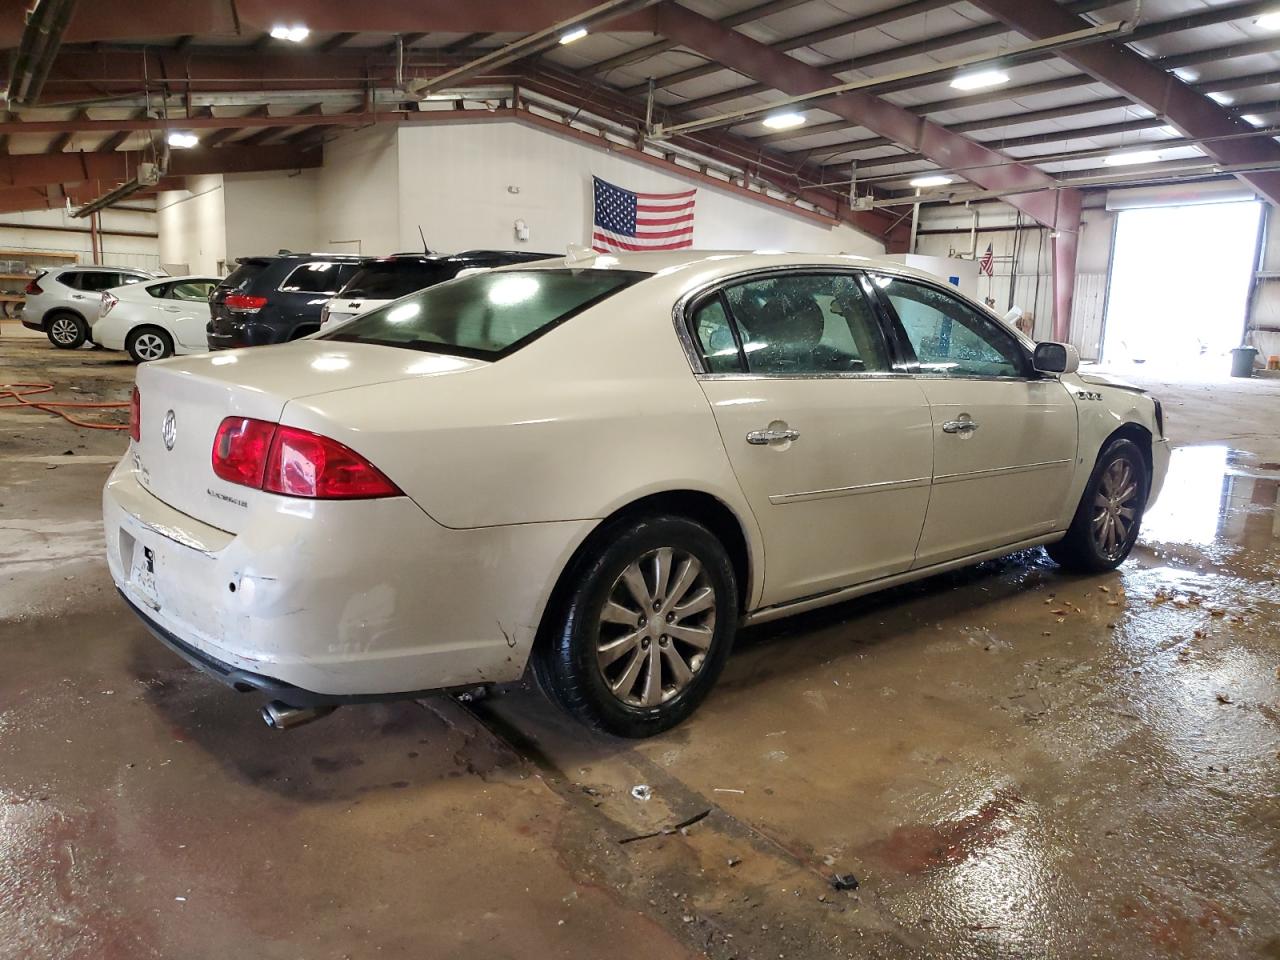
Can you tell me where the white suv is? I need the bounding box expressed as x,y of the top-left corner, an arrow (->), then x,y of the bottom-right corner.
23,265 -> 158,349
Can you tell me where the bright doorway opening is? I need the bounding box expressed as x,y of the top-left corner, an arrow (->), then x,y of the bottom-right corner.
1101,200 -> 1262,370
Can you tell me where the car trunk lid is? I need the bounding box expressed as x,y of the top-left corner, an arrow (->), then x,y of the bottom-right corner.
132,340 -> 485,532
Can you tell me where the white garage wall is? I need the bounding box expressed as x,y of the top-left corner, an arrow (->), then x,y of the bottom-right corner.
0,205 -> 160,272
316,125 -> 401,256
157,174 -> 226,274
222,170 -> 321,264
392,121 -> 885,256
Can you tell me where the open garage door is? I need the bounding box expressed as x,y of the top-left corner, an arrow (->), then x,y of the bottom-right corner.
1101,201 -> 1262,371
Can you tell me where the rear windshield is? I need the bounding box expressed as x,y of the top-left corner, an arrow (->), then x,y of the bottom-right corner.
340,261 -> 457,300
321,269 -> 645,359
220,260 -> 271,292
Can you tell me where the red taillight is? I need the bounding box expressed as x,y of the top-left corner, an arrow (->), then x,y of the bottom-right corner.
211,417 -> 277,488
129,386 -> 141,442
223,293 -> 268,312
25,278 -> 43,295
211,418 -> 400,500
101,292 -> 119,316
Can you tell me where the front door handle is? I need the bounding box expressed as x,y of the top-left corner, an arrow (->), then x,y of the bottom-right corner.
746,427 -> 800,445
941,418 -> 979,435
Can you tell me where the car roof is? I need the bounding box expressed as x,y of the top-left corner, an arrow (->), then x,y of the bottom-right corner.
357,251 -> 557,266
236,253 -> 364,266
62,263 -> 154,273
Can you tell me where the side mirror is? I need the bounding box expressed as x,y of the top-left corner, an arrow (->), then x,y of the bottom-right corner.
1033,341 -> 1080,375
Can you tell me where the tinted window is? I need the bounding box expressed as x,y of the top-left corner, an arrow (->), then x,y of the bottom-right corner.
723,273 -> 892,375
279,261 -> 354,294
56,271 -> 82,290
691,297 -> 742,373
322,269 -> 644,358
877,276 -> 1027,378
76,271 -> 128,292
340,261 -> 457,300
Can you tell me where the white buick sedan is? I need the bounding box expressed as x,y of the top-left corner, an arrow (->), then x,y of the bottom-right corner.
104,251 -> 1169,736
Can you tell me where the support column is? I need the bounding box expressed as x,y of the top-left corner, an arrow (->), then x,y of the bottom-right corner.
1050,191 -> 1082,343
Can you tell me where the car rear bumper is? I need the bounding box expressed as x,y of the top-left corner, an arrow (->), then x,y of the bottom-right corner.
21,318 -> 43,332
103,456 -> 592,699
207,316 -> 287,350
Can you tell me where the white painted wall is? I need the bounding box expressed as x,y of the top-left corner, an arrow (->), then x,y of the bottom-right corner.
157,174 -> 226,275
0,205 -> 160,273
222,170 -> 321,263
393,121 -> 884,256
316,125 -> 400,257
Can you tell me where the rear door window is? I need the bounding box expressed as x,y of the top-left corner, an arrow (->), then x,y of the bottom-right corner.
169,280 -> 217,301
279,261 -> 353,294
76,271 -> 122,292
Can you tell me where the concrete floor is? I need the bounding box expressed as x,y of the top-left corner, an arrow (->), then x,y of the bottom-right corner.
3,323 -> 1278,960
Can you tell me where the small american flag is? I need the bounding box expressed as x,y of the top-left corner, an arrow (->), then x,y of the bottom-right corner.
592,176 -> 696,252
978,242 -> 995,277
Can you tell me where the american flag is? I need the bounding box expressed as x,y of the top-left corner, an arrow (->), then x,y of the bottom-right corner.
978,242 -> 995,277
591,176 -> 696,252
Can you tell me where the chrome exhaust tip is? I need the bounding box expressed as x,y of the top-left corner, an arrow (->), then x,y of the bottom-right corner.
260,700 -> 336,730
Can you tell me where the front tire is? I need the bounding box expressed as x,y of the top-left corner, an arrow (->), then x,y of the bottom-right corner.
46,313 -> 87,349
1047,438 -> 1148,573
126,327 -> 175,363
534,514 -> 738,737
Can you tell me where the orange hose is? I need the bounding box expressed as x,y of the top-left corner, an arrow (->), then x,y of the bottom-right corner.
0,381 -> 130,431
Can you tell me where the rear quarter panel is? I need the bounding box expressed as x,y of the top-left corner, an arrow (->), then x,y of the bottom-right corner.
280,286 -> 766,604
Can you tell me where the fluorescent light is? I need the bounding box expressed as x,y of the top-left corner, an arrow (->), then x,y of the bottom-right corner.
269,24 -> 310,42
1242,114 -> 1265,126
1104,149 -> 1162,166
558,27 -> 588,44
910,174 -> 953,187
1173,67 -> 1199,82
1208,91 -> 1234,105
166,131 -> 198,148
950,69 -> 1009,91
762,112 -> 806,130
1257,11 -> 1280,29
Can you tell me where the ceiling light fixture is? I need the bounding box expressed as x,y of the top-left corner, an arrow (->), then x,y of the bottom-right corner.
1242,114 -> 1265,126
166,131 -> 198,149
910,174 -> 954,187
269,24 -> 310,42
1104,149 -> 1163,166
1256,11 -> 1280,29
1208,91 -> 1234,105
950,69 -> 1010,91
762,112 -> 806,130
1173,67 -> 1199,82
558,26 -> 588,44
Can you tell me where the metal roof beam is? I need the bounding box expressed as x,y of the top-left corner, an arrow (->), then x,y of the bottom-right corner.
973,0 -> 1280,206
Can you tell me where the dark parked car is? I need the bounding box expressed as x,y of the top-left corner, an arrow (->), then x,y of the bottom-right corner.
207,253 -> 363,349
320,250 -> 557,327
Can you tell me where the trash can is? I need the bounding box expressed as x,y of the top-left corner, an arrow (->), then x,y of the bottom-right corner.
1230,346 -> 1258,378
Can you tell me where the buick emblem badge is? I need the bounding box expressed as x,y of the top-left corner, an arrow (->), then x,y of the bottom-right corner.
161,409 -> 177,451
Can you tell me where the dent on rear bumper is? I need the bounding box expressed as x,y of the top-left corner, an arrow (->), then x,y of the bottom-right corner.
103,458 -> 593,697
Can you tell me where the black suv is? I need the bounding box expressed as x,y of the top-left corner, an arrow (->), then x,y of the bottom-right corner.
207,253 -> 363,349
320,250 -> 557,327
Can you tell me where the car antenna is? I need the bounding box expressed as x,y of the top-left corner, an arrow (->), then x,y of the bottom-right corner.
418,225 -> 433,255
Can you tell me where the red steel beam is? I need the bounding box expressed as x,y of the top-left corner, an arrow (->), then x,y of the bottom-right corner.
972,0 -> 1280,208
649,4 -> 1082,335
0,144 -> 319,191
0,0 -> 661,48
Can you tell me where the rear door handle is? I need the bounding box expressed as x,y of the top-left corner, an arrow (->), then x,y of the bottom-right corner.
746,427 -> 800,445
942,418 -> 979,434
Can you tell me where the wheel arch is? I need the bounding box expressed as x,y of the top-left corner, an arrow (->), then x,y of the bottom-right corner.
126,324 -> 175,357
533,489 -> 756,655
44,306 -> 86,327
1103,421 -> 1153,482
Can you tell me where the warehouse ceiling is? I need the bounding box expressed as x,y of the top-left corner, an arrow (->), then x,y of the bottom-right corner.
3,0 -> 1279,238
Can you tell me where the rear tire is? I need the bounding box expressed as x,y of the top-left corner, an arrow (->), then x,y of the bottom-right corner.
46,313 -> 87,349
1047,438 -> 1148,573
126,326 -> 175,363
534,514 -> 738,737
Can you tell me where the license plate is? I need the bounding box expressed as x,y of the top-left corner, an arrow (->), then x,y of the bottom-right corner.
129,541 -> 162,611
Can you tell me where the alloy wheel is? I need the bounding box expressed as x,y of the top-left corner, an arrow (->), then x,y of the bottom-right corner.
133,332 -> 167,360
1092,458 -> 1139,560
595,547 -> 717,708
50,317 -> 79,345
